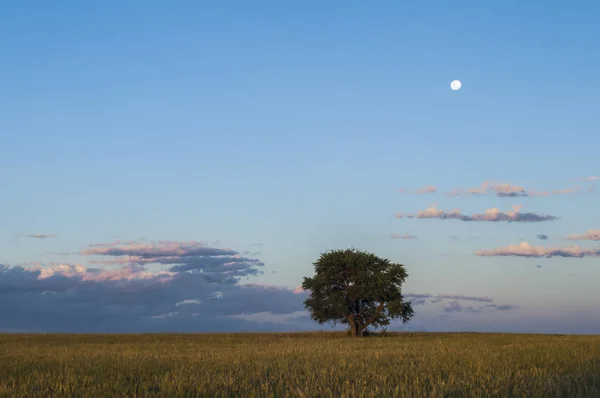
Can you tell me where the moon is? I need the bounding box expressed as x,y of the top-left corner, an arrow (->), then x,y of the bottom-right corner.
450,80 -> 462,91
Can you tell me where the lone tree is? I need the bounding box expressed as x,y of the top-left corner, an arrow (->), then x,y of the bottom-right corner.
302,248 -> 414,337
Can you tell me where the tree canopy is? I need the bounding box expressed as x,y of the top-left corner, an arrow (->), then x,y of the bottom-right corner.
301,248 -> 413,337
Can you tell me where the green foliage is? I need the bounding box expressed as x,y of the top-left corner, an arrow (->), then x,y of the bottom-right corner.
1,333 -> 600,397
302,248 -> 414,336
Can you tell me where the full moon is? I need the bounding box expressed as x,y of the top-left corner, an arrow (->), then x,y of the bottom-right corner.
450,80 -> 462,91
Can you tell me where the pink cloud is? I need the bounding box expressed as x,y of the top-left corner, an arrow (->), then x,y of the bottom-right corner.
567,230 -> 600,241
401,204 -> 556,222
577,176 -> 600,181
475,242 -> 600,258
445,180 -> 582,197
444,189 -> 463,197
27,263 -> 175,282
398,186 -> 437,194
293,285 -> 305,294
416,185 -> 436,194
529,186 -> 581,196
83,241 -> 217,258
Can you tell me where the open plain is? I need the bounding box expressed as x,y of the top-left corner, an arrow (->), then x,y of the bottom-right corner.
1,332 -> 599,397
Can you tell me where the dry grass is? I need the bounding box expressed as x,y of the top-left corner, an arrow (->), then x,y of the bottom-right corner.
1,332 -> 599,397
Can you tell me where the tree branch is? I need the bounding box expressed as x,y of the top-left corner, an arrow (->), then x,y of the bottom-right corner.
359,301 -> 385,333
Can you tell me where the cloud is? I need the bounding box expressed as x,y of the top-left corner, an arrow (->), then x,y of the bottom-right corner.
404,293 -> 516,314
443,300 -> 518,313
416,185 -> 436,194
475,242 -> 600,258
567,230 -> 600,241
25,234 -> 56,239
0,240 -> 320,332
401,204 -> 557,223
87,240 -> 141,247
0,256 -> 306,333
404,293 -> 433,299
1,251 -> 526,333
445,180 -> 582,197
486,304 -> 519,311
293,285 -> 305,294
398,186 -> 437,194
528,187 -> 582,197
435,294 -> 493,303
390,233 -> 417,239
577,176 -> 600,181
537,234 -> 549,240
443,300 -> 479,313
81,241 -> 265,282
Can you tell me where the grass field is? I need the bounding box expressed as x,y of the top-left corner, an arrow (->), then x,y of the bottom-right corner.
1,332 -> 599,397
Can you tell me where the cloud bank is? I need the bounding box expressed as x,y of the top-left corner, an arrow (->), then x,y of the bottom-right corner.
0,240 -> 311,332
0,238 -> 520,333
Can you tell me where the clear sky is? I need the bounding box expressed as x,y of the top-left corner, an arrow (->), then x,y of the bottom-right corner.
1,0 -> 599,333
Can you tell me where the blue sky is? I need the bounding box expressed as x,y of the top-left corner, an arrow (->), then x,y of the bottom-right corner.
1,1 -> 599,333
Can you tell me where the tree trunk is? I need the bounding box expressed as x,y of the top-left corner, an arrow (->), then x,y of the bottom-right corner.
357,302 -> 385,337
348,315 -> 359,337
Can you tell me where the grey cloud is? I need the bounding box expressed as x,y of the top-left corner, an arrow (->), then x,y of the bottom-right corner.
444,300 -> 518,314
537,234 -> 549,240
0,240 -> 296,332
83,241 -> 265,284
443,300 -> 479,313
0,259 -> 304,333
436,294 -> 493,303
486,304 -> 519,311
404,293 -> 433,299
404,293 -> 516,314
0,246 -> 520,333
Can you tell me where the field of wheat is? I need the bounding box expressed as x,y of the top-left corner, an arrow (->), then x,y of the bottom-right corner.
1,332 -> 599,397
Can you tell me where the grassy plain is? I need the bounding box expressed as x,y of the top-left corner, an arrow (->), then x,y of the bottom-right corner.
0,332 -> 599,397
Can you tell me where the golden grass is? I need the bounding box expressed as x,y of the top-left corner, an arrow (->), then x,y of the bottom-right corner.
0,332 -> 599,397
